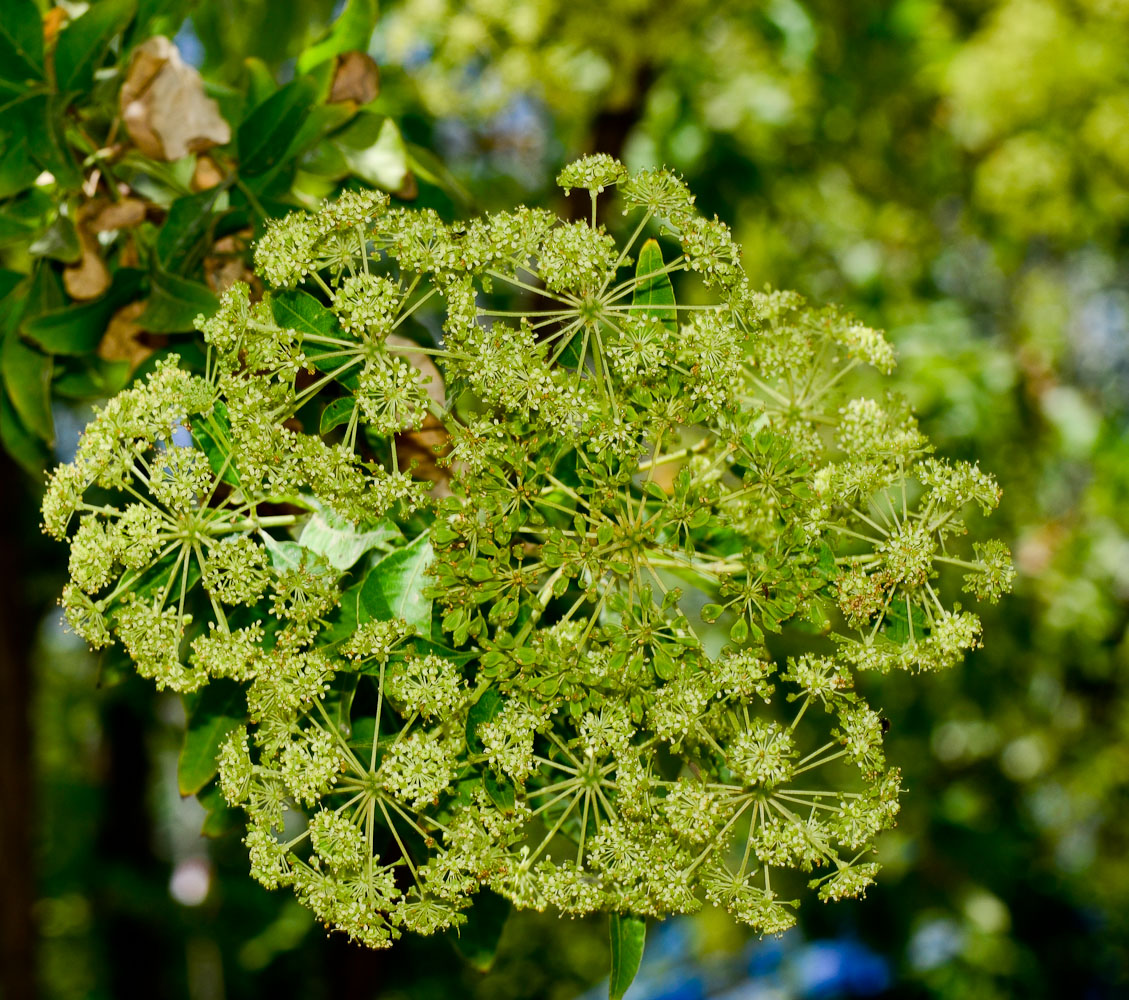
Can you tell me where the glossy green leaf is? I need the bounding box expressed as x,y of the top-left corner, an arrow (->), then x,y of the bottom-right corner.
0,0 -> 45,84
271,287 -> 337,337
243,57 -> 277,110
332,114 -> 409,191
319,396 -> 356,434
296,0 -> 378,74
138,269 -> 219,332
156,187 -> 229,273
54,0 -> 137,95
197,784 -> 243,839
299,505 -> 401,570
53,357 -> 131,400
1,332 -> 53,443
632,239 -> 676,331
0,387 -> 48,473
260,532 -> 308,573
449,890 -> 511,972
178,679 -> 245,796
609,913 -> 646,1000
191,402 -> 241,486
0,129 -> 39,199
0,270 -> 23,318
465,688 -> 504,755
22,269 -> 145,355
323,673 -> 359,738
358,532 -> 434,638
20,260 -> 65,321
17,93 -> 82,190
28,214 -> 82,263
237,77 -> 318,177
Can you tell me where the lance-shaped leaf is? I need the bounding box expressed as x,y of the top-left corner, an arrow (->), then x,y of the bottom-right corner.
632,239 -> 676,331
609,913 -> 646,1000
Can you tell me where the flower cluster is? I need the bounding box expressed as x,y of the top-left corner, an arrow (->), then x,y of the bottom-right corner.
45,156 -> 1012,948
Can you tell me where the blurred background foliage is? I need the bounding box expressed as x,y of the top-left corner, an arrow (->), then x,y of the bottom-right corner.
3,0 -> 1128,998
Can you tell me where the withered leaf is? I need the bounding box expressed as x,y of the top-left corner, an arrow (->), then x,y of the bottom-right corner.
89,197 -> 147,233
387,333 -> 451,495
63,224 -> 110,300
191,155 -> 225,191
329,51 -> 380,105
120,37 -> 232,162
97,301 -> 156,370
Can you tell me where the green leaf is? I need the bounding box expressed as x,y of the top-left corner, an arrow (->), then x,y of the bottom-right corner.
270,287 -> 337,338
178,679 -> 245,796
190,401 -> 241,486
465,688 -> 504,755
54,0 -> 137,95
0,0 -> 45,84
609,913 -> 646,1000
299,504 -> 401,570
156,187 -> 229,273
448,890 -> 511,972
1,331 -> 53,443
138,269 -> 219,332
238,77 -> 318,177
632,239 -> 676,331
20,260 -> 65,322
0,270 -> 23,307
0,128 -> 40,199
16,93 -> 82,190
0,387 -> 48,473
28,213 -> 82,263
319,396 -> 355,434
316,575 -> 363,652
21,269 -> 145,355
260,532 -> 308,572
358,532 -> 435,637
53,357 -> 131,399
483,770 -> 515,812
296,0 -> 378,74
332,114 -> 409,191
198,782 -> 243,838
243,57 -> 277,110
323,673 -> 359,738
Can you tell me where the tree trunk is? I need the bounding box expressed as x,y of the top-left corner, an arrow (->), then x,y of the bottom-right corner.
0,452 -> 39,1000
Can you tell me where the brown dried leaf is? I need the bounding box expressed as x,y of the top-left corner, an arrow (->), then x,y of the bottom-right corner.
329,51 -> 380,105
394,171 -> 418,202
63,226 -> 110,300
97,302 -> 155,370
388,334 -> 451,495
89,197 -> 147,232
204,230 -> 257,293
120,37 -> 231,162
191,155 -> 225,191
